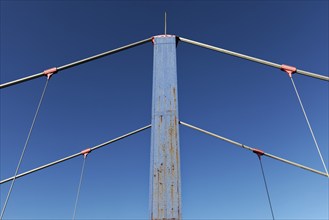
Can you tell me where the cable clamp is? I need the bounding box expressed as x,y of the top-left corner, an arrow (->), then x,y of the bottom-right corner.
281,64 -> 296,78
252,148 -> 265,158
81,148 -> 91,158
43,67 -> 58,79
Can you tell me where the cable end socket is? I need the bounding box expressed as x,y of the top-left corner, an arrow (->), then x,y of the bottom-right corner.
81,148 -> 91,158
281,64 -> 296,78
253,148 -> 265,159
43,67 -> 58,79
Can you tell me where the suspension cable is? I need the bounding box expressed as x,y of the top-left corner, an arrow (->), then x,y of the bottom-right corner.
179,37 -> 329,82
0,37 -> 152,89
0,124 -> 151,185
290,77 -> 328,176
179,121 -> 328,177
72,153 -> 88,220
253,152 -> 275,220
0,78 -> 50,219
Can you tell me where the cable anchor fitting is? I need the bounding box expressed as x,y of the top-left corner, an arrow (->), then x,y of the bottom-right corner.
281,64 -> 296,78
43,67 -> 58,79
253,148 -> 265,159
80,148 -> 91,159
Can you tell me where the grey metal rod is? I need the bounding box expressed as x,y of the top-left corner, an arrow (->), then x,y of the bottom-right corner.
0,124 -> 151,184
0,72 -> 44,89
0,153 -> 81,184
179,37 -> 329,82
164,12 -> 167,35
91,124 -> 151,151
296,69 -> 329,81
179,121 -> 328,177
0,37 -> 152,89
264,152 -> 327,177
179,121 -> 254,150
57,37 -> 152,71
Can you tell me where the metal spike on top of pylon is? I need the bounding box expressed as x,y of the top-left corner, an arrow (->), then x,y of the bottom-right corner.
164,11 -> 167,35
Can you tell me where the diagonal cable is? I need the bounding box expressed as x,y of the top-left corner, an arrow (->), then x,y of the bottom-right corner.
1,78 -> 50,219
0,37 -> 152,89
290,77 -> 328,176
179,121 -> 328,177
72,156 -> 87,220
179,37 -> 329,81
0,124 -> 151,185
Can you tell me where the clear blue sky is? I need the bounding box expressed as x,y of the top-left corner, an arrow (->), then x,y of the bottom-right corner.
1,1 -> 328,219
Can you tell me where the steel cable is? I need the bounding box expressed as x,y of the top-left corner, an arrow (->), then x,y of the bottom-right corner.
290,77 -> 328,176
72,156 -> 87,220
179,121 -> 328,177
0,37 -> 152,89
179,37 -> 329,81
256,155 -> 275,220
0,124 -> 151,185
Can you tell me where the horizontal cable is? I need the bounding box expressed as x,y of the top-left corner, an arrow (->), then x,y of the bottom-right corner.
179,37 -> 329,82
0,124 -> 151,184
179,121 -> 328,177
0,37 -> 153,89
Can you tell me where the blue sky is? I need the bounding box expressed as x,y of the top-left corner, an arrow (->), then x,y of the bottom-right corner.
1,1 -> 328,219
